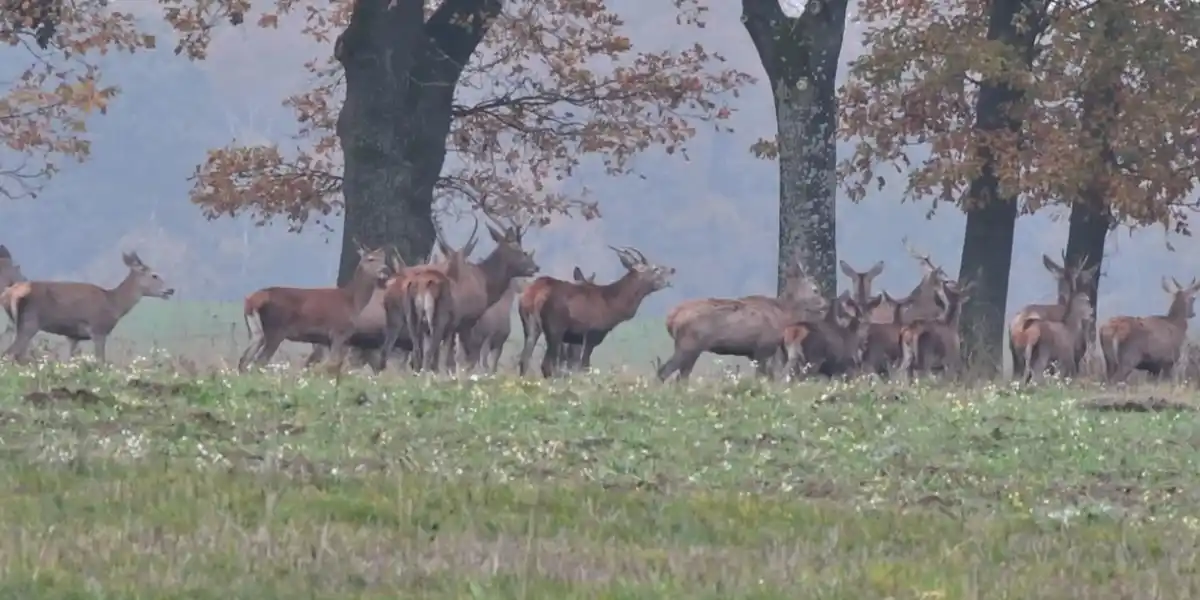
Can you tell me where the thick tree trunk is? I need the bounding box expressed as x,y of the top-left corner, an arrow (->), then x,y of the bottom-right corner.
956,0 -> 1042,374
743,0 -> 850,298
333,0 -> 500,284
1065,1 -> 1122,321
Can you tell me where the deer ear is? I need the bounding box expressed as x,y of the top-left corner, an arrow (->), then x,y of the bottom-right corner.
0,245 -> 9,259
572,266 -> 586,282
839,260 -> 857,279
1163,277 -> 1176,294
486,225 -> 505,244
868,261 -> 884,279
1042,254 -> 1063,274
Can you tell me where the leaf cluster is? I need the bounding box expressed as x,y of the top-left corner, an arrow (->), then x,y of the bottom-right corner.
840,0 -> 1200,232
171,0 -> 751,231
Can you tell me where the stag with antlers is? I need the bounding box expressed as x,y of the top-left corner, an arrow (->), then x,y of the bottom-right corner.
1098,276 -> 1200,383
533,246 -> 674,378
1008,250 -> 1098,379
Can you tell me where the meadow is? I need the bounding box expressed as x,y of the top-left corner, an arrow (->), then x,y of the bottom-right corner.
0,351 -> 1199,598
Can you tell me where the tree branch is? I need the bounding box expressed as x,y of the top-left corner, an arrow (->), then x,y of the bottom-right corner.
741,0 -> 788,80
425,0 -> 504,70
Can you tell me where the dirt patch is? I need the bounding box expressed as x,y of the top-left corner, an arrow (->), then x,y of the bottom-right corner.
24,387 -> 114,408
125,378 -> 196,397
1079,396 -> 1196,413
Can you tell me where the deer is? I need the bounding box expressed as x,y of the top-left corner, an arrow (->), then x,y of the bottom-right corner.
1098,277 -> 1200,383
300,249 -> 413,374
1009,251 -> 1098,379
893,237 -> 951,324
2,251 -> 175,364
859,291 -> 918,377
656,256 -> 823,383
534,246 -> 674,378
897,278 -> 975,382
0,245 -> 27,340
781,292 -> 876,379
1019,290 -> 1094,383
460,278 -> 526,373
517,266 -> 598,375
303,228 -> 480,373
237,244 -> 390,373
382,216 -> 536,373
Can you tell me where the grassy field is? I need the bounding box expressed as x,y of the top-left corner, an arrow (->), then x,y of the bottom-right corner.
0,358 -> 1198,598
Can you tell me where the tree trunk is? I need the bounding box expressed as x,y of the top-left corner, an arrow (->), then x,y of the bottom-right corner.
956,0 -> 1042,374
743,0 -> 850,298
333,0 -> 500,284
1065,0 -> 1122,320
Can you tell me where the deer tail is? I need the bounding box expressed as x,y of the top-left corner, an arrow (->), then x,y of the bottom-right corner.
1,282 -> 31,326
1098,320 -> 1121,377
243,290 -> 268,340
1021,318 -> 1043,376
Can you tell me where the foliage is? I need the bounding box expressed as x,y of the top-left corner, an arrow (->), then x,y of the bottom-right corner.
0,363 -> 1199,596
0,0 -> 156,199
159,0 -> 750,231
839,0 -> 1200,232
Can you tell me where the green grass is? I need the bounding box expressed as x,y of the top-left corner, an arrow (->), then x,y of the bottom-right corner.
0,361 -> 1198,597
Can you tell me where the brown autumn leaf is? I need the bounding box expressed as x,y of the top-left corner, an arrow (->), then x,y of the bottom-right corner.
155,0 -> 751,231
0,0 -> 156,199
840,0 -> 1200,233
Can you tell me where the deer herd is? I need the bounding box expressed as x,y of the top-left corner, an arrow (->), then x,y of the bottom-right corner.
0,226 -> 1197,386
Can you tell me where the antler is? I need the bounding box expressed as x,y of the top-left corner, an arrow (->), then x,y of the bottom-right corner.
901,236 -> 930,261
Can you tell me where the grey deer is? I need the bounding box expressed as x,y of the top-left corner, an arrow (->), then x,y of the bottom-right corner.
3,251 -> 174,364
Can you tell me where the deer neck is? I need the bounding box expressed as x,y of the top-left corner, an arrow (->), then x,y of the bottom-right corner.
478,252 -> 518,305
1164,295 -> 1192,333
601,272 -> 652,320
106,271 -> 146,319
342,267 -> 379,313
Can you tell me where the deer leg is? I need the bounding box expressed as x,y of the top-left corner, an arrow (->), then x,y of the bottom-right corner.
541,328 -> 564,379
656,340 -> 696,383
443,334 -> 459,373
253,334 -> 286,369
487,340 -> 504,373
460,333 -> 484,374
66,339 -> 80,359
4,321 -> 38,363
518,313 -> 541,377
92,335 -> 108,365
304,345 -> 327,368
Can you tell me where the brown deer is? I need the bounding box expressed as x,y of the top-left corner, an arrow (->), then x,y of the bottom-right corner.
1009,251 -> 1098,379
897,278 -> 975,381
460,278 -> 525,373
238,244 -> 390,372
423,216 -> 539,373
656,257 -> 823,382
781,293 -> 876,379
859,291 -> 918,377
1019,290 -> 1094,383
300,251 -> 412,374
2,251 -> 175,364
894,237 -> 950,323
0,245 -> 27,340
304,231 -> 477,373
535,246 -> 674,378
1098,277 -> 1200,383
517,266 -> 598,375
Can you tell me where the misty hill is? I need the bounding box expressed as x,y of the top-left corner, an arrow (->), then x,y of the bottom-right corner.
0,1 -> 1195,330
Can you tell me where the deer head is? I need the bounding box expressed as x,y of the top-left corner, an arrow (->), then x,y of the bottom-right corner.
122,252 -> 175,299
1163,276 -> 1200,320
434,217 -> 479,272
353,244 -> 391,281
609,245 -> 674,290
903,237 -> 946,282
483,217 -> 539,278
1043,250 -> 1098,302
839,260 -> 884,302
781,254 -> 828,312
